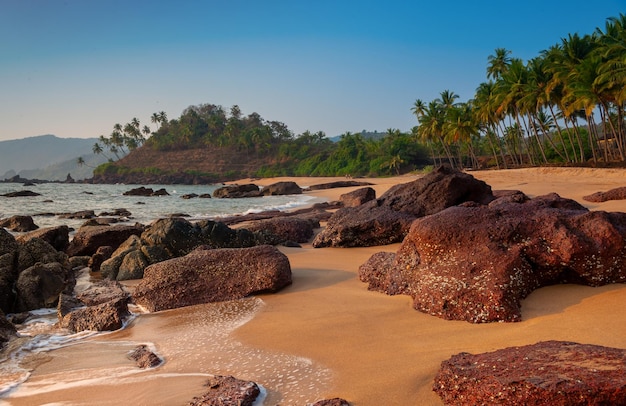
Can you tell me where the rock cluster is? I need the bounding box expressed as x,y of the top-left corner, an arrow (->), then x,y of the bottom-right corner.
0,227 -> 72,315
98,218 -> 260,281
359,192 -> 626,323
313,166 -> 494,247
434,341 -> 626,405
123,187 -> 169,196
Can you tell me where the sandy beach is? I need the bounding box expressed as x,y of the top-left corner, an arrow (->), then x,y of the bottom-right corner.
5,167 -> 626,405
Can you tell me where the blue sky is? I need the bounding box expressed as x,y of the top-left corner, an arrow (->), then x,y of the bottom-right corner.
1,0 -> 624,141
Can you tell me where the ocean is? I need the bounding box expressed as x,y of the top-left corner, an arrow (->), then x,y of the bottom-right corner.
0,182 -> 318,231
0,181 -> 329,405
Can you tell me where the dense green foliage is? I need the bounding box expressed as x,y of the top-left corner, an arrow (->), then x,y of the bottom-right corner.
414,13 -> 626,169
95,102 -> 430,178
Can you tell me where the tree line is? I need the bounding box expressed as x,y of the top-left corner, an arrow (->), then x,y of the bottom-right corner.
414,13 -> 626,169
92,13 -> 626,177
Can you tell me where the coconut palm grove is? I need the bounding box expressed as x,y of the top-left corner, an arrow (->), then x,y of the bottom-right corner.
93,14 -> 626,180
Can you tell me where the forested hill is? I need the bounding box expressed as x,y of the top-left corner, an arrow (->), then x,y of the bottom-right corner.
90,103 -> 429,184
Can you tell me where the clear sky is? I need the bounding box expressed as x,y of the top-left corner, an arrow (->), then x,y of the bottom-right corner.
1,0 -> 624,141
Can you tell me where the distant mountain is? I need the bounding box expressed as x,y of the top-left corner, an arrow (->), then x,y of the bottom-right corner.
0,134 -> 105,180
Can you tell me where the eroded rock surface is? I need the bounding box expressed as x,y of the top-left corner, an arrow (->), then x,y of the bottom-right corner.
188,375 -> 260,406
359,193 -> 626,323
133,245 -> 291,312
434,341 -> 626,405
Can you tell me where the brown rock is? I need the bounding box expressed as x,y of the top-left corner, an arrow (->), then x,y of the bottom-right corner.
261,181 -> 302,196
65,224 -> 145,257
359,193 -> 626,323
60,297 -> 129,332
340,187 -> 376,207
213,183 -> 261,198
584,186 -> 626,203
17,225 -> 70,252
76,279 -> 129,306
0,215 -> 38,232
308,180 -> 373,190
188,375 -> 260,406
18,237 -> 68,272
132,245 -> 291,312
88,245 -> 114,272
16,262 -> 70,312
244,217 -> 317,244
314,166 -> 494,248
1,190 -> 41,197
434,341 -> 626,405
127,344 -> 162,368
0,309 -> 17,348
311,398 -> 351,406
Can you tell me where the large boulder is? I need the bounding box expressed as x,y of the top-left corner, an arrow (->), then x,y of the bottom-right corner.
188,375 -> 261,406
99,218 -> 260,281
65,224 -> 145,257
340,187 -> 376,208
133,245 -> 292,312
434,341 -> 626,405
213,184 -> 261,198
60,297 -> 130,332
313,166 -> 494,247
244,217 -> 317,244
15,262 -> 71,312
0,215 -> 38,232
17,237 -> 68,272
17,225 -> 70,252
261,181 -> 302,196
359,193 -> 626,323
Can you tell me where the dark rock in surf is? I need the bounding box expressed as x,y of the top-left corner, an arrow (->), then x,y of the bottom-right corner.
132,245 -> 291,312
1,190 -> 41,197
188,375 -> 261,406
311,399 -> 351,406
212,183 -> 261,198
0,215 -> 38,232
65,224 -> 145,257
60,296 -> 130,332
434,341 -> 626,405
123,186 -> 169,196
128,345 -> 162,368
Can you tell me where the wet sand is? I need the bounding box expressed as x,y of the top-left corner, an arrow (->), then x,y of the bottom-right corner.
5,167 -> 626,405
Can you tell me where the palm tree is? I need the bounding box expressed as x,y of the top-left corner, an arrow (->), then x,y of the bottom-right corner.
487,48 -> 512,80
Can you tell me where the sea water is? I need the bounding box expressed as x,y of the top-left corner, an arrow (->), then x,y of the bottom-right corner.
0,182 -> 318,231
0,182 -> 329,405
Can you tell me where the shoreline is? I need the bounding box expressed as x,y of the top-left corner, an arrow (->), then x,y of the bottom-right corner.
3,167 -> 626,405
